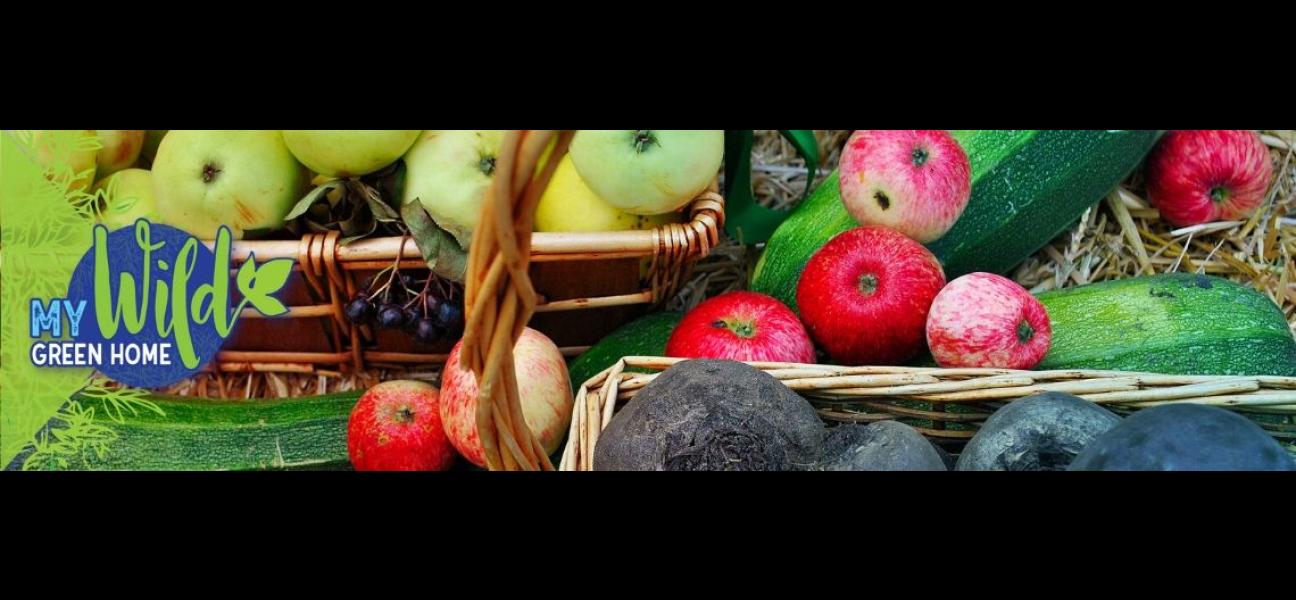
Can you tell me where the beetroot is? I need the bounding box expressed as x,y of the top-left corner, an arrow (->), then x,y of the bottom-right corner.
594,360 -> 825,471
817,421 -> 947,471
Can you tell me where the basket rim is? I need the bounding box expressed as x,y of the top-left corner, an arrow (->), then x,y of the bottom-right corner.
212,182 -> 725,263
560,355 -> 1296,471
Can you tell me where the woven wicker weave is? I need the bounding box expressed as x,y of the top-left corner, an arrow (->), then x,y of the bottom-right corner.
558,357 -> 1296,471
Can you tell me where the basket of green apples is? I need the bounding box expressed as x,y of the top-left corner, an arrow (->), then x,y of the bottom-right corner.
81,130 -> 724,392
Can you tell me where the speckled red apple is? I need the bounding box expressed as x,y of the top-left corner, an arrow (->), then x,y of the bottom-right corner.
1145,130 -> 1274,228
666,291 -> 816,364
347,380 -> 456,471
797,226 -> 946,366
440,327 -> 574,467
839,130 -> 971,244
926,273 -> 1052,370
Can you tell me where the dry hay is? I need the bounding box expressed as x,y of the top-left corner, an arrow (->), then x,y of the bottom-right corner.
1013,130 -> 1295,335
164,129 -> 1295,400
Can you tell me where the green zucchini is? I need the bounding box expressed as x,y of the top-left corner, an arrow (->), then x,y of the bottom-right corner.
751,130 -> 1162,311
568,311 -> 682,392
1037,274 -> 1296,376
25,391 -> 361,471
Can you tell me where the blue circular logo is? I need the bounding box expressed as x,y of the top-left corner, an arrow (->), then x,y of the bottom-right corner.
66,223 -> 228,388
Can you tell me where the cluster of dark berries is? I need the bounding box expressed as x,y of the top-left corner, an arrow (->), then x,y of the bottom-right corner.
345,269 -> 465,345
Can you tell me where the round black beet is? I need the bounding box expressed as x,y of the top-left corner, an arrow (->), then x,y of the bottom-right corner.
1069,404 -> 1295,472
593,360 -> 825,471
817,421 -> 947,471
956,392 -> 1122,471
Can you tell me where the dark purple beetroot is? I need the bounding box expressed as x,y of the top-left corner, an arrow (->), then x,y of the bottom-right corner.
593,360 -> 825,472
1069,404 -> 1295,472
817,421 -> 947,471
956,392 -> 1121,471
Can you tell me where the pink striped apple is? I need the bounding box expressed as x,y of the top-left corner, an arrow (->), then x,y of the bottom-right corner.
839,130 -> 971,244
926,273 -> 1052,370
439,327 -> 573,467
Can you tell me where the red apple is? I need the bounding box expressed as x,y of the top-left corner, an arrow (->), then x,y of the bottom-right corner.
440,327 -> 574,468
347,380 -> 456,472
1145,130 -> 1274,228
797,226 -> 946,366
926,273 -> 1052,370
667,291 -> 816,364
839,130 -> 971,244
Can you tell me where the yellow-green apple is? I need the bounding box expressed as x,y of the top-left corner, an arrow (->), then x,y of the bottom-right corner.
839,130 -> 971,244
666,291 -> 816,364
536,155 -> 679,232
92,168 -> 157,230
282,130 -> 422,178
31,130 -> 99,191
439,327 -> 573,468
140,130 -> 168,165
569,130 -> 723,215
152,130 -> 307,239
94,130 -> 145,178
401,130 -> 503,248
1145,130 -> 1275,227
926,273 -> 1052,370
797,226 -> 946,366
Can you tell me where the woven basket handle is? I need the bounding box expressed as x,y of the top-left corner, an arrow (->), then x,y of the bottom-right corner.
461,131 -> 573,472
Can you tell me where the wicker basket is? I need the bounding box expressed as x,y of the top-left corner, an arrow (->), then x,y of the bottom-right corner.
207,160 -> 723,382
557,357 -> 1296,471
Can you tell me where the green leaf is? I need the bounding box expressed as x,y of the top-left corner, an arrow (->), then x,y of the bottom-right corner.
354,179 -> 401,223
722,130 -> 821,245
400,200 -> 467,282
779,129 -> 820,201
285,181 -> 345,221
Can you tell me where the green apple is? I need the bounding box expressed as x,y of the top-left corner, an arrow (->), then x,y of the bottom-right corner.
152,130 -> 307,239
569,130 -> 723,215
94,130 -> 145,178
140,130 -> 168,164
32,130 -> 99,191
536,156 -> 679,232
283,130 -> 422,178
92,168 -> 157,230
401,130 -> 503,248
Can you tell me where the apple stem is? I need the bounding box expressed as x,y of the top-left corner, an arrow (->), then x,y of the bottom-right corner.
1210,187 -> 1230,204
911,147 -> 929,167
1017,320 -> 1035,344
202,163 -> 222,184
714,319 -> 755,339
858,274 -> 879,296
632,130 -> 660,154
397,407 -> 416,424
